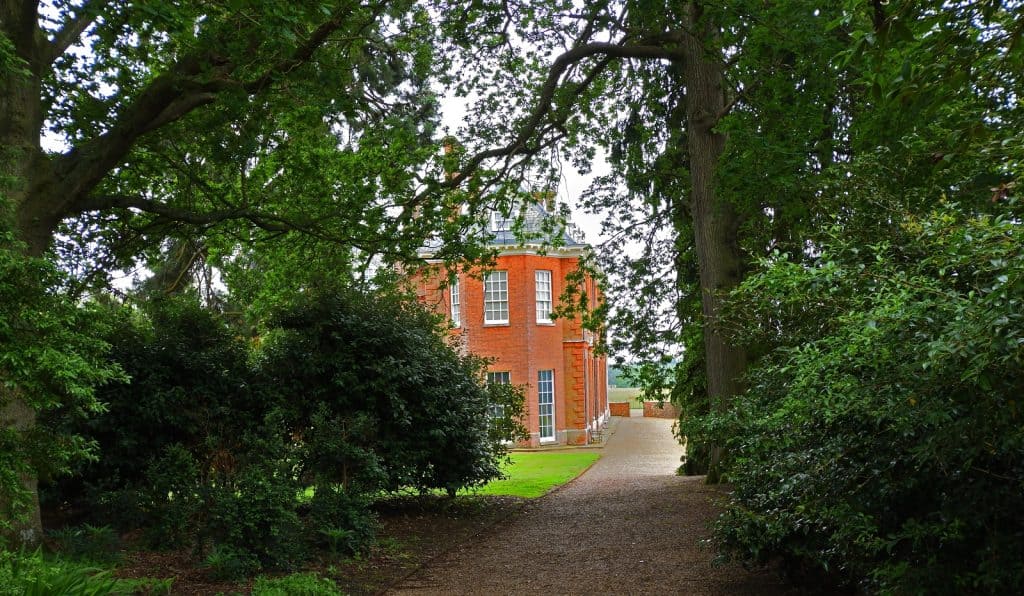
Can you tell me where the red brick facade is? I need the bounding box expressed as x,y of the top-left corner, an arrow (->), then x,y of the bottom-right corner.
415,249 -> 609,447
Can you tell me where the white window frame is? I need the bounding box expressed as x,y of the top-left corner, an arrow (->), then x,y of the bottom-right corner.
486,371 -> 511,439
483,271 -> 509,324
487,371 -> 511,385
535,270 -> 552,324
450,280 -> 461,327
491,210 -> 514,232
538,370 -> 555,443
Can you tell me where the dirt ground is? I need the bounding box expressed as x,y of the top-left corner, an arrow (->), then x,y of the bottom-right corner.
116,418 -> 791,595
115,495 -> 530,595
389,417 -> 792,595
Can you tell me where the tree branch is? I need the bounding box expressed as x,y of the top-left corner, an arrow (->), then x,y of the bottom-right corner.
78,193 -> 398,256
242,1 -> 383,93
44,0 -> 109,65
77,194 -> 292,232
465,41 -> 679,168
409,37 -> 681,215
50,7 -> 358,224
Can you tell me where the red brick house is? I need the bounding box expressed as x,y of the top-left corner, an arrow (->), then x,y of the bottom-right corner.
414,202 -> 609,446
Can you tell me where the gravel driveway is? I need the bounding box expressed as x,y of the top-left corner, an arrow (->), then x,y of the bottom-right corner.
391,417 -> 791,595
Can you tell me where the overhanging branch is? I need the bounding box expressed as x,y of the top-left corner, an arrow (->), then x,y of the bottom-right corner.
408,36 -> 680,214
44,0 -> 109,65
78,194 -> 292,233
52,5 -> 363,224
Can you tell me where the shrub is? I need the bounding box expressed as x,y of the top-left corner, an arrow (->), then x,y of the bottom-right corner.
137,444 -> 202,548
309,485 -> 377,555
203,545 -> 259,582
44,294 -> 255,526
43,284 -> 522,578
48,524 -> 121,565
201,459 -> 306,572
258,284 -> 519,496
710,207 -> 1024,593
252,572 -> 341,596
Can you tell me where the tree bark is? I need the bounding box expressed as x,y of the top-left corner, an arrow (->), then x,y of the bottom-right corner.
680,2 -> 747,483
1,0 -> 49,547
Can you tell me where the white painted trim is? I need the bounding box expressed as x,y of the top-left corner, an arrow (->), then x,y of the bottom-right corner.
537,369 -> 556,443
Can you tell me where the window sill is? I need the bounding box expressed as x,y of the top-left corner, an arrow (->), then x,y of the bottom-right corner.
536,321 -> 555,326
483,322 -> 510,327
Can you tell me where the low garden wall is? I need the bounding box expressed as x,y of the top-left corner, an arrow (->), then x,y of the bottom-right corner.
609,402 -> 631,417
643,401 -> 680,419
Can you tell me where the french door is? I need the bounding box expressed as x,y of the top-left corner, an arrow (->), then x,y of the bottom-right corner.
538,370 -> 555,442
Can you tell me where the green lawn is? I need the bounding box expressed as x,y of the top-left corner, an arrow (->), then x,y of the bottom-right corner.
464,451 -> 601,498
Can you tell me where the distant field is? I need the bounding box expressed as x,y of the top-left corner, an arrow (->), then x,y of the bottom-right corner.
608,387 -> 644,407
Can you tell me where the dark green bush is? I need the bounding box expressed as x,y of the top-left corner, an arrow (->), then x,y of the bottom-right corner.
710,207 -> 1024,593
44,285 -> 519,576
258,284 -> 517,496
137,444 -> 202,548
201,460 -> 306,573
47,524 -> 121,565
82,296 -> 254,490
309,485 -> 377,555
203,544 -> 259,582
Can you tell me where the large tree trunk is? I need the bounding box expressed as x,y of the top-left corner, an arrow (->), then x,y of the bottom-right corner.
681,3 -> 747,483
1,0 -> 51,547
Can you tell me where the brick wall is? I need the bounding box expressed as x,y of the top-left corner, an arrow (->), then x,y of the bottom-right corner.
609,402 -> 630,417
643,401 -> 681,419
413,249 -> 607,447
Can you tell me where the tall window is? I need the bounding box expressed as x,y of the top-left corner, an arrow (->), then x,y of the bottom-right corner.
538,370 -> 555,442
449,280 -> 461,327
535,270 -> 552,323
486,371 -> 511,422
484,271 -> 509,324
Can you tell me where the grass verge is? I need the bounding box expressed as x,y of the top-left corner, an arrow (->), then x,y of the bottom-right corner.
463,451 -> 600,498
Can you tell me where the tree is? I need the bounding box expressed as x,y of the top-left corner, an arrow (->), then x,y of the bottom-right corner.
0,240 -> 123,545
438,0 -> 847,478
0,0 -> 463,545
687,1 -> 1024,588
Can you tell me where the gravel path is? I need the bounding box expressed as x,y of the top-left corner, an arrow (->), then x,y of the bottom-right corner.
391,417 -> 791,595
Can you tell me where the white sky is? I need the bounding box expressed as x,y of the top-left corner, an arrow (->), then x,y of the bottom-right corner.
438,94 -> 609,246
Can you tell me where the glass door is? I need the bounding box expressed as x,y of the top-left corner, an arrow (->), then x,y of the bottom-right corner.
538,370 -> 555,442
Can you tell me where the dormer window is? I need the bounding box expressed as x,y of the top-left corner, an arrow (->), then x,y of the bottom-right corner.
491,210 -> 514,232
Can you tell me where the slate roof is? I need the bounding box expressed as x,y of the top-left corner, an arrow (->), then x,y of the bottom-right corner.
418,201 -> 588,257
487,202 -> 588,249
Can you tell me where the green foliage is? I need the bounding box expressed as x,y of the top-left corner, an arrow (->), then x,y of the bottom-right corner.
202,545 -> 259,582
252,572 -> 342,596
44,295 -> 252,530
0,236 -> 124,528
44,283 -> 518,577
136,445 -> 202,549
259,284 -> 517,497
48,525 -> 122,566
709,206 -> 1024,592
201,460 -> 306,573
485,381 -> 530,448
310,486 -> 377,556
0,548 -> 161,596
